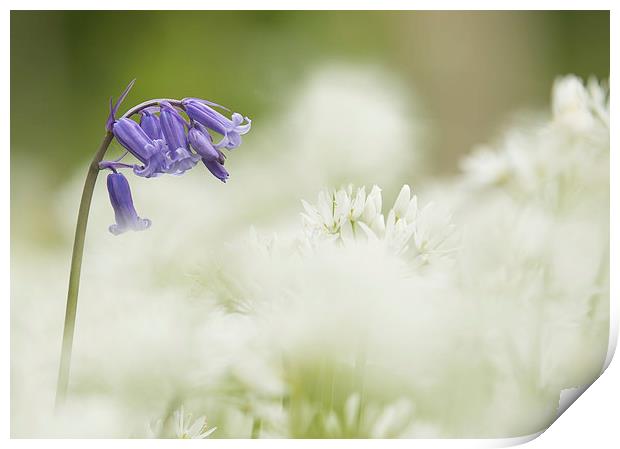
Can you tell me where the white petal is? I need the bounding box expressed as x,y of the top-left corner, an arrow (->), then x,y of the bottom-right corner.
385,210 -> 396,234
405,195 -> 418,222
352,187 -> 366,219
340,219 -> 354,243
368,185 -> 382,213
362,199 -> 377,224
371,214 -> 386,236
187,417 -> 207,438
357,221 -> 378,241
393,185 -> 411,218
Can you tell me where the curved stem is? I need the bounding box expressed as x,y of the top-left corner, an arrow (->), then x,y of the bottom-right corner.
121,98 -> 183,118
56,131 -> 114,407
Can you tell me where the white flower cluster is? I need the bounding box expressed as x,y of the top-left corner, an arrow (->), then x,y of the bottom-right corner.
461,75 -> 609,211
551,74 -> 609,131
301,184 -> 456,263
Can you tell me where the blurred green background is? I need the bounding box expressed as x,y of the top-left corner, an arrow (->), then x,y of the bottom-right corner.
11,11 -> 609,244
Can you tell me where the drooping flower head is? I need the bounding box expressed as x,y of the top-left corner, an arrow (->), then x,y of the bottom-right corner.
100,80 -> 252,235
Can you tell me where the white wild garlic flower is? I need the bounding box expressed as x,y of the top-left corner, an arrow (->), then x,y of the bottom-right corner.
172,406 -> 216,439
460,75 -> 609,203
551,74 -> 609,131
301,184 -> 456,263
145,406 -> 216,439
145,406 -> 215,439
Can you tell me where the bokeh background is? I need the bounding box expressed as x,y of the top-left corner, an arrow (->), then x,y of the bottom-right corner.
11,11 -> 609,247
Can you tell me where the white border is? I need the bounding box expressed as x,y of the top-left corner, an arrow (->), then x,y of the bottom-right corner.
4,2 -> 616,447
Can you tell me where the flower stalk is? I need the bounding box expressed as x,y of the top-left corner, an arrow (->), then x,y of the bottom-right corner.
56,131 -> 114,407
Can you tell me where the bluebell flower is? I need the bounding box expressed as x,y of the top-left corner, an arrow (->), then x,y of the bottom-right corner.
182,98 -> 251,150
140,109 -> 162,140
188,122 -> 220,162
112,118 -> 153,162
106,172 -> 151,235
159,101 -> 200,175
112,118 -> 169,178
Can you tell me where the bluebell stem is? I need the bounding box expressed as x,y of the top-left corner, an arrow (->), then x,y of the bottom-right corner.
182,98 -> 252,149
106,172 -> 151,235
56,80 -> 251,408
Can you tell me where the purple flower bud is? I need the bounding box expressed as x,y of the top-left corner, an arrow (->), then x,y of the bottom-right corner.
159,101 -> 189,151
182,98 -> 251,150
188,122 -> 220,162
112,118 -> 153,163
106,172 -> 151,235
140,109 -> 162,140
203,159 -> 229,183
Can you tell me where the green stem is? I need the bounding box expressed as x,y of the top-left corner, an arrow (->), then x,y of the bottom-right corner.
55,132 -> 114,407
354,343 -> 367,435
251,417 -> 262,439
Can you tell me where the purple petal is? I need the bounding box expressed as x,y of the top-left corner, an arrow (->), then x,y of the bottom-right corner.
133,140 -> 169,178
203,159 -> 229,183
183,100 -> 229,135
159,101 -> 189,151
140,110 -> 162,140
188,122 -> 220,161
112,118 -> 153,162
164,147 -> 200,175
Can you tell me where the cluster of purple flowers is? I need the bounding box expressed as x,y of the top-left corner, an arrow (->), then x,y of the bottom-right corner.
100,84 -> 251,235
